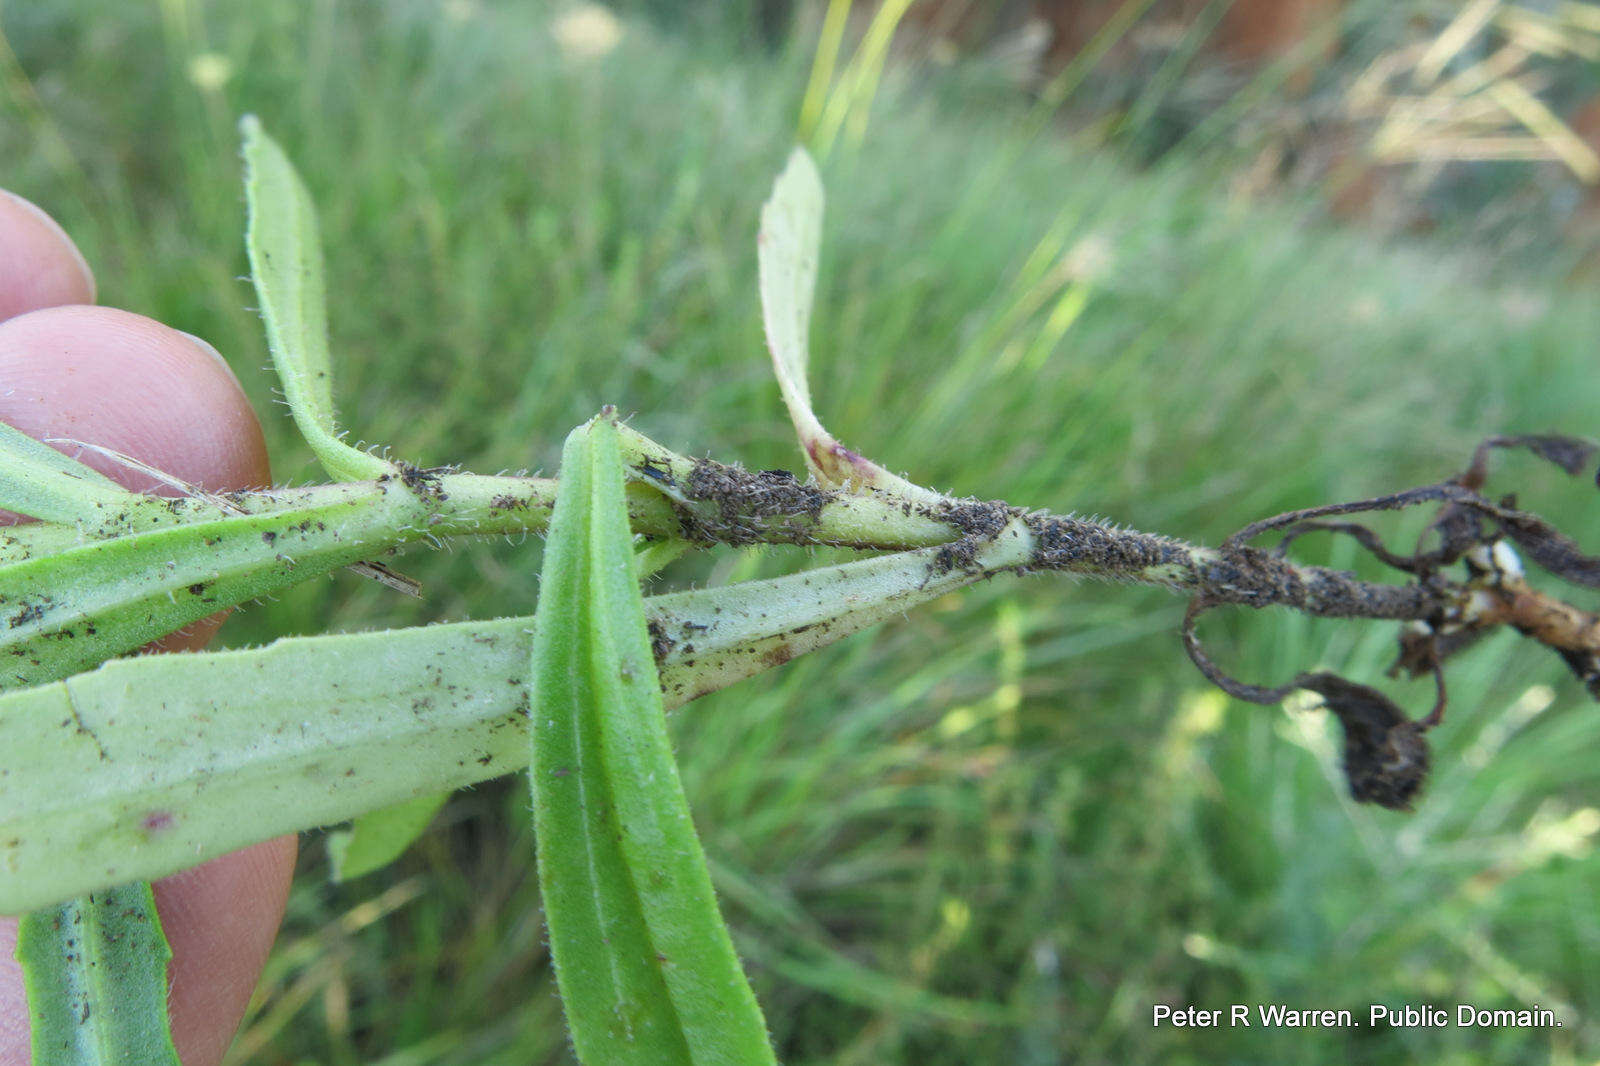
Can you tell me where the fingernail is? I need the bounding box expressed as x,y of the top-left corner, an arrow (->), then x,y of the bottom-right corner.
177,329 -> 244,386
0,188 -> 97,303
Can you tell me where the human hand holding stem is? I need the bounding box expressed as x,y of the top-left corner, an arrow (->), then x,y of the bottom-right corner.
0,185 -> 294,1066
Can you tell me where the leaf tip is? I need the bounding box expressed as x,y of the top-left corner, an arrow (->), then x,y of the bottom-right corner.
238,114 -> 269,168
767,146 -> 823,218
785,144 -> 821,183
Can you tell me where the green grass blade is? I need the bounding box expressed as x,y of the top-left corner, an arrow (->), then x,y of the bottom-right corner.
0,419 -> 138,525
15,883 -> 180,1066
239,116 -> 392,482
529,414 -> 777,1066
327,791 -> 451,882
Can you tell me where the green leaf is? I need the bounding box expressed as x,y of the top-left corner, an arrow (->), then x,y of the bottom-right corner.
529,415 -> 777,1066
0,615 -> 533,914
0,420 -> 139,526
15,883 -> 181,1066
647,518 -> 1032,707
239,116 -> 393,482
0,518 -> 1033,912
633,537 -> 689,581
327,791 -> 450,882
758,148 -> 943,505
759,149 -> 824,436
0,482 -> 427,687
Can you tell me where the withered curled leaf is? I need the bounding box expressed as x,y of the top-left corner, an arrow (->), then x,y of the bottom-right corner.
1298,673 -> 1430,811
1507,434 -> 1600,477
1491,509 -> 1600,589
1463,434 -> 1600,488
1273,519 -> 1418,572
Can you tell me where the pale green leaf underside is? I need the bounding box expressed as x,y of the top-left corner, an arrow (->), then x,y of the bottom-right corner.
759,148 -> 823,417
15,883 -> 180,1066
327,791 -> 449,882
0,616 -> 535,914
757,148 -> 943,505
239,116 -> 391,482
0,420 -> 137,526
0,517 -> 1030,913
530,416 -> 776,1066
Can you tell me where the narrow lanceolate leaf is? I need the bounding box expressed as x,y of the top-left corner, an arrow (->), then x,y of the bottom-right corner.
759,148 -> 943,505
0,419 -> 139,525
240,116 -> 393,482
648,517 -> 1033,707
327,791 -> 451,882
530,415 -> 777,1066
15,883 -> 180,1066
0,482 -> 428,687
0,521 -> 1035,912
0,616 -> 536,914
758,149 -> 824,448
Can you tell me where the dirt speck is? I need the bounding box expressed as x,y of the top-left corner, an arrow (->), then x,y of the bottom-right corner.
647,619 -> 676,661
8,603 -> 43,628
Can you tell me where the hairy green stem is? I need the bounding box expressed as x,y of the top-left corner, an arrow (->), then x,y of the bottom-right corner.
0,433 -> 1434,627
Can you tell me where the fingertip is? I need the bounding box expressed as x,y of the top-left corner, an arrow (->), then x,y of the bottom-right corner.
0,306 -> 270,495
0,189 -> 96,321
147,614 -> 232,654
0,918 -> 23,1066
0,304 -> 271,644
155,836 -> 298,1066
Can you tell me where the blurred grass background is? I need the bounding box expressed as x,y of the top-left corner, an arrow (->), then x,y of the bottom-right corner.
6,0 -> 1600,1062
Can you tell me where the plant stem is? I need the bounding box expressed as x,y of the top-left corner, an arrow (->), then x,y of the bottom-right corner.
0,430 -> 1441,627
